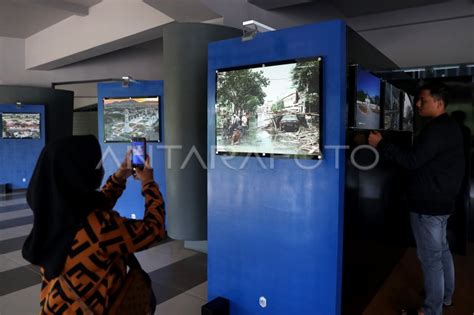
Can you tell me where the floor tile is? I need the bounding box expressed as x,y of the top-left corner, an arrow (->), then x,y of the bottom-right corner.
0,235 -> 27,254
0,224 -> 32,241
0,266 -> 41,296
0,216 -> 33,230
0,203 -> 30,214
152,281 -> 188,305
135,240 -> 197,273
186,281 -> 208,301
3,191 -> 26,196
0,255 -> 24,273
0,198 -> 28,207
0,194 -> 26,202
148,253 -> 207,294
0,284 -> 41,315
154,288 -> 206,315
0,209 -> 32,222
1,250 -> 30,272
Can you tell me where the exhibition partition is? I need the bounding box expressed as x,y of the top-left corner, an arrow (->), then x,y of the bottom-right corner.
0,86 -> 73,144
0,104 -> 45,189
207,20 -> 347,314
97,81 -> 166,219
0,86 -> 73,190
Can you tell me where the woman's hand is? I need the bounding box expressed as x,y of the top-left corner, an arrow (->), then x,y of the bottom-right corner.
114,150 -> 133,181
134,155 -> 154,185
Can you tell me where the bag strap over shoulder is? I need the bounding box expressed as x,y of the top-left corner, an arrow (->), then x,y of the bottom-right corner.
126,253 -> 142,270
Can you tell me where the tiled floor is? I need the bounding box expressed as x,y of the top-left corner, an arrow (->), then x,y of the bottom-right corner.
3,191 -> 471,315
0,192 -> 207,315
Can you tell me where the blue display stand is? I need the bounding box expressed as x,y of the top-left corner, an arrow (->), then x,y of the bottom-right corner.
97,81 -> 166,219
0,104 -> 45,189
207,20 -> 347,314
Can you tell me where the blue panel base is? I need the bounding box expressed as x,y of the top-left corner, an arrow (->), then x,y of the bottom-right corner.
207,20 -> 347,315
98,81 -> 166,219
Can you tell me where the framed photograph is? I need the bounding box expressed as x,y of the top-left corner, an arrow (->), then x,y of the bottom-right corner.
402,92 -> 414,131
1,113 -> 41,139
103,96 -> 160,142
215,56 -> 323,159
383,82 -> 401,130
354,68 -> 381,129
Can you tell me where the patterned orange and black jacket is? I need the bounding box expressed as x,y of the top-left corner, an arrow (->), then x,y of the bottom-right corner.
39,175 -> 166,314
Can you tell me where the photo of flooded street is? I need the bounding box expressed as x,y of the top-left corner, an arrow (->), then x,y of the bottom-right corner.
217,113 -> 321,155
215,58 -> 322,158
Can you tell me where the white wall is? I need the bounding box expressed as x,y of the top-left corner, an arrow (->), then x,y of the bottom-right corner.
0,36 -> 164,87
25,0 -> 173,70
0,37 -> 45,86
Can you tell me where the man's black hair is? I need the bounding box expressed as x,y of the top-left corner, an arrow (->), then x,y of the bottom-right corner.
420,82 -> 450,107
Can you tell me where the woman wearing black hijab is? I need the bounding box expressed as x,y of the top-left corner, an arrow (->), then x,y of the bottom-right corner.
22,135 -> 166,314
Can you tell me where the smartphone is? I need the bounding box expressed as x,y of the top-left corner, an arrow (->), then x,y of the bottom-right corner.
131,137 -> 147,169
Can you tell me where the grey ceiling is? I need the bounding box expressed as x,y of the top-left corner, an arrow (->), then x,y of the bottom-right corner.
247,0 -> 453,16
0,0 -> 101,38
143,0 -> 221,22
331,0 -> 452,17
0,0 -> 460,39
248,0 -> 315,10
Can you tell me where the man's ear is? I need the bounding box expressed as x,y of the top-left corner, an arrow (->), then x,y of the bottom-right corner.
439,100 -> 446,110
435,99 -> 444,109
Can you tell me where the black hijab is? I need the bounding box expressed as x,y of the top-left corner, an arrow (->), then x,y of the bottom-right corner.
22,135 -> 105,280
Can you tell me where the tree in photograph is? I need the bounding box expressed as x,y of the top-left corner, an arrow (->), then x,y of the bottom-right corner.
271,100 -> 284,113
357,90 -> 368,102
291,60 -> 320,112
217,69 -> 269,115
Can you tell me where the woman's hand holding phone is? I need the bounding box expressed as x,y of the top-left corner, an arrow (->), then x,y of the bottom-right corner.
114,150 -> 134,182
134,155 -> 154,185
114,149 -> 154,186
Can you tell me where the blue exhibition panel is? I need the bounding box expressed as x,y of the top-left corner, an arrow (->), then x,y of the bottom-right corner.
0,104 -> 45,189
97,81 -> 166,219
207,20 -> 347,314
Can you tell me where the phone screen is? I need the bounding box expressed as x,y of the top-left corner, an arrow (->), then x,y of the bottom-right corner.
131,140 -> 146,167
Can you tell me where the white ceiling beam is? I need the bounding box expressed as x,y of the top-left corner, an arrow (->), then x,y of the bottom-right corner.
25,0 -> 174,70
